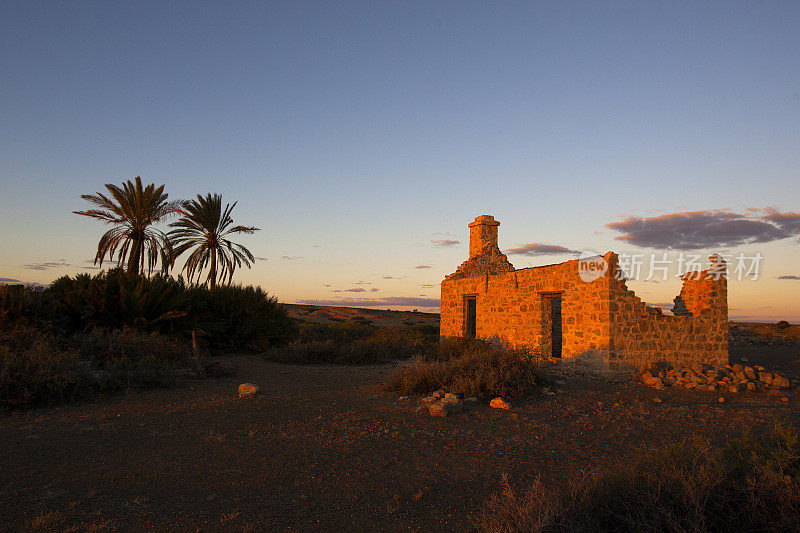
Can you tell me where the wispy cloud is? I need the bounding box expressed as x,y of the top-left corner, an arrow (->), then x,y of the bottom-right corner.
605,208 -> 800,249
354,280 -> 371,285
255,256 -> 268,262
332,288 -> 366,293
281,256 -> 303,260
505,243 -> 580,256
416,265 -> 432,269
0,277 -> 24,284
370,288 -> 379,292
298,296 -> 440,308
22,259 -> 70,270
421,284 -> 436,288
778,275 -> 800,280
431,239 -> 460,248
382,275 -> 394,279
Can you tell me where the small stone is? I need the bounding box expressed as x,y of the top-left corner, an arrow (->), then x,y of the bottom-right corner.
685,381 -> 698,389
746,382 -> 757,391
760,373 -> 774,385
740,357 -> 750,363
444,392 -> 461,400
773,376 -> 791,389
781,397 -> 789,403
653,397 -> 662,403
420,396 -> 437,405
432,389 -> 445,398
490,397 -> 511,410
728,385 -> 739,393
731,363 -> 744,373
429,403 -> 448,417
238,383 -> 258,398
398,396 -> 409,400
744,367 -> 757,380
718,397 -> 725,403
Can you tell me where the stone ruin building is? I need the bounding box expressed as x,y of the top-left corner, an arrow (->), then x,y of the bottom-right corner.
440,215 -> 729,367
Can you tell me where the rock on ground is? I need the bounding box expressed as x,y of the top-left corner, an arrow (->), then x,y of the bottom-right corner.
238,383 -> 259,398
490,397 -> 511,410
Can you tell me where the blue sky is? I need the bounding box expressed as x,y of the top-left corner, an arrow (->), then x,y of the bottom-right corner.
1,1 -> 799,319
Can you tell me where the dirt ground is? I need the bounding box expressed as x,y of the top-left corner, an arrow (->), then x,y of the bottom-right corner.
2,339 -> 799,532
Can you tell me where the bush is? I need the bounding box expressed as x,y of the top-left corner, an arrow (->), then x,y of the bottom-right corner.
0,327 -> 188,408
188,284 -> 294,352
777,320 -> 791,329
47,269 -> 188,333
0,284 -> 50,328
42,269 -> 292,353
479,423 -> 800,532
293,319 -> 376,344
386,337 -> 539,398
265,326 -> 435,365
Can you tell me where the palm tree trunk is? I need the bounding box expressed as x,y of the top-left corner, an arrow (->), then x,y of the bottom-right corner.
128,239 -> 142,276
209,248 -> 217,289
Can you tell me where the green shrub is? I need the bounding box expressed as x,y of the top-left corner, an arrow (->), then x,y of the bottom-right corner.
44,270 -> 291,353
47,268 -> 188,333
479,423 -> 800,532
386,337 -> 538,398
188,283 -> 293,352
777,320 -> 791,329
0,284 -> 50,328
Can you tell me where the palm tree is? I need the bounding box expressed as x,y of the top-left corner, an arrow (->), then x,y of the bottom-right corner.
168,193 -> 260,288
74,177 -> 181,275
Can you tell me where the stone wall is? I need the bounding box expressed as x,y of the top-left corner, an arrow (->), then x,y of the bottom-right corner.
440,215 -> 729,368
607,254 -> 728,368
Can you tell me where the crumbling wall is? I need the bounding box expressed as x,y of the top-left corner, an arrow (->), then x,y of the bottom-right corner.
608,254 -> 728,368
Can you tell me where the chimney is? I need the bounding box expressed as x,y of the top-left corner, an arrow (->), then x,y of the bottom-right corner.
468,215 -> 501,258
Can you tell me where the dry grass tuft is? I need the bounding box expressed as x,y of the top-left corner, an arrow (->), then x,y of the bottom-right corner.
478,422 -> 800,532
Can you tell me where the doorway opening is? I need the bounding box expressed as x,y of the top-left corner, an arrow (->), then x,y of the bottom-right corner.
549,296 -> 562,358
464,297 -> 477,338
541,294 -> 563,358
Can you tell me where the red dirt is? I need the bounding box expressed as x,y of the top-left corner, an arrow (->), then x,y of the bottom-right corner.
1,345 -> 798,531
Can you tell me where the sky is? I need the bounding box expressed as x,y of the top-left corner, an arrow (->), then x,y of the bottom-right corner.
1,1 -> 799,320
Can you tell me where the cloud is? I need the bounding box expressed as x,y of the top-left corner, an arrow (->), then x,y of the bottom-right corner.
332,288 -> 366,293
416,265 -> 432,269
431,239 -> 460,248
778,275 -> 800,280
354,280 -> 371,285
81,259 -> 121,270
370,288 -> 379,292
605,208 -> 800,250
505,243 -> 580,256
22,259 -> 70,270
382,275 -> 394,279
255,256 -> 268,262
281,256 -> 303,260
298,296 -> 440,308
421,284 -> 436,288
0,277 -> 47,287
